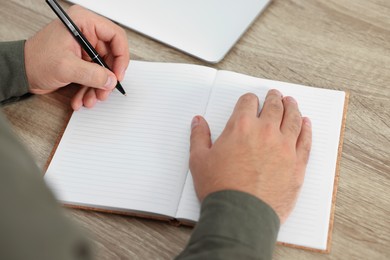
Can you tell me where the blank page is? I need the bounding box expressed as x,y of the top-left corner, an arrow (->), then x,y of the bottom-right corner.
45,61 -> 216,217
177,70 -> 345,251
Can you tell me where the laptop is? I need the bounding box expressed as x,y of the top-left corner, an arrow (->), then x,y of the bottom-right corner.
68,0 -> 272,63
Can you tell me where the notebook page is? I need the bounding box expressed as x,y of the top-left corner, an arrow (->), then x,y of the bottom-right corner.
176,170 -> 199,220
176,70 -> 345,251
45,61 -> 216,217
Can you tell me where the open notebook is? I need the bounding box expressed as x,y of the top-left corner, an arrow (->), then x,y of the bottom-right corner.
45,61 -> 348,253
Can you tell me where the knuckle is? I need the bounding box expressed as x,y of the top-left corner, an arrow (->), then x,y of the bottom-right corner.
239,93 -> 258,104
288,115 -> 302,134
265,97 -> 283,112
261,122 -> 275,136
234,114 -> 254,133
287,125 -> 300,137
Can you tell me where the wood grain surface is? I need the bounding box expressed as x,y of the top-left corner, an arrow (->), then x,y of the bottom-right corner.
1,0 -> 389,259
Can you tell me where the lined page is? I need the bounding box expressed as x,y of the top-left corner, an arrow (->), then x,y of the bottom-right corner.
177,70 -> 345,251
45,61 -> 216,217
176,170 -> 199,220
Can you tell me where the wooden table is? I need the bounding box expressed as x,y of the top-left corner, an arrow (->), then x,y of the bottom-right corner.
1,0 -> 389,259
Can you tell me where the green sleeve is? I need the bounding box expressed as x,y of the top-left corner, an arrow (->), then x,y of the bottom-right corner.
0,41 -> 30,104
0,112 -> 92,260
176,190 -> 280,260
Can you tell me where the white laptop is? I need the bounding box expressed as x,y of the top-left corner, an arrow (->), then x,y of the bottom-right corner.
68,0 -> 271,63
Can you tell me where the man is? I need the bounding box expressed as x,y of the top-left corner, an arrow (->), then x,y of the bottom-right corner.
0,5 -> 311,260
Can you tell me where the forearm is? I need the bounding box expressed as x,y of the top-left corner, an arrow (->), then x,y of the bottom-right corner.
176,190 -> 280,260
0,41 -> 30,104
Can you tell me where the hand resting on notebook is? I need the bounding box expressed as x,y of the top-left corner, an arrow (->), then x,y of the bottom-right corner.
24,5 -> 130,110
189,90 -> 312,223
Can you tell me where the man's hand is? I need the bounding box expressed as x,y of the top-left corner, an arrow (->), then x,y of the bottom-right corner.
189,90 -> 312,223
24,5 -> 130,110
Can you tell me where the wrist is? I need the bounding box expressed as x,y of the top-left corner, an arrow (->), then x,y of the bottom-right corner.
24,38 -> 38,93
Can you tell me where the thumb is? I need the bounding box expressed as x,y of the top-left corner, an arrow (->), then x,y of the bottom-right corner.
190,116 -> 212,154
63,55 -> 117,90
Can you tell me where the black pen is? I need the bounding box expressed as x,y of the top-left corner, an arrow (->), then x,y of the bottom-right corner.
46,0 -> 126,96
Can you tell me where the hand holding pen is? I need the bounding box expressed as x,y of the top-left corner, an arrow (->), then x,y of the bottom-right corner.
24,3 -> 129,110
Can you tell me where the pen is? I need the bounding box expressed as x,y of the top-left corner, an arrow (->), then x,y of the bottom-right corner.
46,0 -> 126,96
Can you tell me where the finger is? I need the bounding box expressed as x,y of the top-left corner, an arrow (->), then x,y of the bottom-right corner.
296,117 -> 312,168
259,89 -> 284,126
92,39 -> 128,81
280,96 -> 303,139
62,54 -> 117,91
230,93 -> 259,119
83,88 -> 98,108
93,17 -> 129,57
94,20 -> 130,80
112,53 -> 129,82
96,88 -> 111,101
190,116 -> 212,154
95,42 -> 115,68
71,86 -> 89,111
69,5 -> 130,80
95,41 -> 109,58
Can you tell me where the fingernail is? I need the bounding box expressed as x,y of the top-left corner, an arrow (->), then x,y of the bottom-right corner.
191,116 -> 200,130
104,76 -> 116,89
286,96 -> 297,104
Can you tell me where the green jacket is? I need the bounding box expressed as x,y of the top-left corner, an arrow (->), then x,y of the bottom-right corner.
0,40 -> 279,260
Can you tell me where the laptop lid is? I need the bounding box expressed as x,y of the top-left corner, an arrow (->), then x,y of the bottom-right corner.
68,0 -> 271,63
